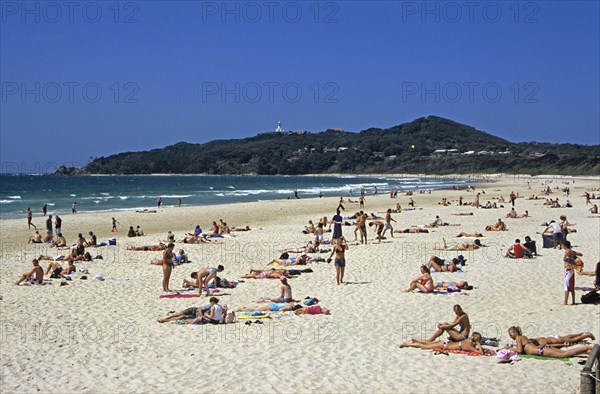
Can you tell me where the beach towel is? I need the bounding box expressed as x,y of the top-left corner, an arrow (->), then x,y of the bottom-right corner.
432,349 -> 495,356
236,312 -> 270,320
520,354 -> 572,364
160,293 -> 200,299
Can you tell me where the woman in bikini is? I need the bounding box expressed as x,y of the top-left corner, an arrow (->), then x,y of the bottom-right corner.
563,240 -> 582,305
403,265 -> 434,293
425,304 -> 471,342
242,269 -> 290,279
161,243 -> 175,292
434,238 -> 481,251
400,332 -> 484,354
128,243 -> 167,251
506,327 -> 592,358
327,236 -> 348,285
196,265 -> 225,296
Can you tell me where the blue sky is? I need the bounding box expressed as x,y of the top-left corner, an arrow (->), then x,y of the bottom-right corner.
1,0 -> 598,171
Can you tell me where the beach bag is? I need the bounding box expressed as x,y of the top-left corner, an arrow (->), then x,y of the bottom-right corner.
496,349 -> 520,362
108,238 -> 117,246
581,291 -> 600,304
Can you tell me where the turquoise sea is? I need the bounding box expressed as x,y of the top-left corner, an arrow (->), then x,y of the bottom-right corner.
0,174 -> 472,219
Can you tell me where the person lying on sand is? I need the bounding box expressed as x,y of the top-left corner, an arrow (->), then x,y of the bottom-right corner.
280,240 -> 322,254
434,280 -> 473,291
427,255 -> 465,272
423,304 -> 471,342
235,300 -> 330,315
529,331 -> 595,347
456,232 -> 484,237
403,265 -> 434,293
399,332 -> 484,354
128,243 -> 167,251
451,213 -> 473,216
394,228 -> 429,233
158,297 -> 227,324
485,218 -> 507,231
268,253 -> 309,266
505,326 -> 592,358
242,269 -> 292,279
182,234 -> 221,244
136,209 -> 157,213
434,238 -> 482,251
15,259 -> 44,285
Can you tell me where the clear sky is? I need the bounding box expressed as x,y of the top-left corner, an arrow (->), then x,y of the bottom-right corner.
1,0 -> 598,171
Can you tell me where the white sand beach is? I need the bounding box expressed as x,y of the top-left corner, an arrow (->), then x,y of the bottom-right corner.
1,175 -> 599,393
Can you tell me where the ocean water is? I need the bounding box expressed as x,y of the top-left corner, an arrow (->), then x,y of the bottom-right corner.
0,174 -> 472,219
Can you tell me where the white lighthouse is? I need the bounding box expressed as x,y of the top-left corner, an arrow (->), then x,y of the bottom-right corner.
275,121 -> 284,132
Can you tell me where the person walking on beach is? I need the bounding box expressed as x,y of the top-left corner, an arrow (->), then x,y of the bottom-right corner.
382,208 -> 396,238
27,207 -> 36,230
42,203 -> 47,217
337,197 -> 345,212
328,236 -> 348,285
178,198 -> 182,207
72,201 -> 77,214
54,215 -> 62,236
46,215 -> 53,234
111,217 -> 119,232
509,192 -> 516,207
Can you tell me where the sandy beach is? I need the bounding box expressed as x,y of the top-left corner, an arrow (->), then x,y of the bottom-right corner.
1,175 -> 599,393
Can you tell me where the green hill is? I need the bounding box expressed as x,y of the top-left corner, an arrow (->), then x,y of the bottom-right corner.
77,116 -> 600,175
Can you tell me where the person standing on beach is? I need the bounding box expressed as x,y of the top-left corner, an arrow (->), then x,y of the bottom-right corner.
475,193 -> 480,208
46,215 -> 53,234
54,215 -> 62,237
360,212 -> 368,244
42,204 -> 47,217
72,201 -> 77,214
157,197 -> 162,208
509,192 -> 516,207
328,236 -> 348,285
161,243 -> 175,292
331,209 -> 343,241
359,195 -> 366,210
27,208 -> 36,230
178,198 -> 182,207
111,217 -> 119,232
562,240 -> 581,305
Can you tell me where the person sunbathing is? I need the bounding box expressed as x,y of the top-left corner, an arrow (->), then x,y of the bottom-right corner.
236,302 -> 298,312
46,259 -> 76,278
183,234 -> 221,244
50,233 -> 67,248
434,238 -> 481,251
257,276 -> 296,303
15,259 -> 44,285
424,304 -> 471,342
531,332 -> 595,347
158,297 -> 226,324
230,225 -> 251,232
399,332 -> 484,354
485,219 -> 507,231
403,265 -> 434,293
451,213 -> 473,216
127,243 -> 167,251
28,231 -> 43,244
394,228 -> 429,233
456,232 -> 484,237
294,304 -> 330,315
242,269 -> 291,279
505,326 -> 592,358
268,253 -> 309,266
427,256 -> 463,272
515,210 -> 529,218
434,280 -> 472,290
